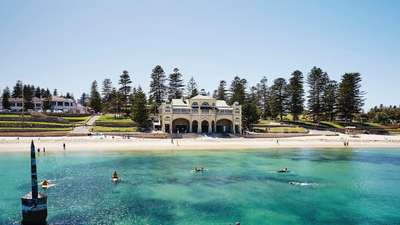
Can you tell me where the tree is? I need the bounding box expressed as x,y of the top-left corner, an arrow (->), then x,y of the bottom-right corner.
186,77 -> 199,98
53,89 -> 58,96
34,87 -> 41,98
79,93 -> 88,107
337,73 -> 364,123
2,87 -> 11,110
12,80 -> 23,98
322,80 -> 338,121
242,102 -> 260,128
149,65 -> 167,107
90,81 -> 102,113
307,67 -> 328,122
110,88 -> 122,116
119,71 -> 132,115
65,92 -> 73,99
287,70 -> 305,121
131,87 -> 149,128
216,80 -> 227,100
168,68 -> 185,101
269,78 -> 288,120
102,78 -> 113,112
43,89 -> 52,111
23,85 -> 34,110
102,78 -> 113,99
229,76 -> 247,105
257,76 -> 269,119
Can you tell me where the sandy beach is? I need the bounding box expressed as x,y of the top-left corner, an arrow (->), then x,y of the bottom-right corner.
1,133 -> 400,153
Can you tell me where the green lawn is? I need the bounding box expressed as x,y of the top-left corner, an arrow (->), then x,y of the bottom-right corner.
91,126 -> 137,133
0,121 -> 72,128
0,114 -> 32,118
320,121 -> 344,129
95,114 -> 135,127
62,116 -> 90,125
0,127 -> 73,131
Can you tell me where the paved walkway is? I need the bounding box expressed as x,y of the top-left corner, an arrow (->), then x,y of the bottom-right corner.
70,115 -> 99,134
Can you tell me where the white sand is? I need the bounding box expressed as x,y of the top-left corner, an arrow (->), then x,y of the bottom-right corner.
0,134 -> 400,152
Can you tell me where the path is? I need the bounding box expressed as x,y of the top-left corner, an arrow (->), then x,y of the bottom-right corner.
70,115 -> 99,134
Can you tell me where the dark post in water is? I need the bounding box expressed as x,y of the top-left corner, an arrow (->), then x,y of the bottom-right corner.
21,141 -> 47,225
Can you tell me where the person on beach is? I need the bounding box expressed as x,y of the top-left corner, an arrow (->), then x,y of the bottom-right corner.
43,147 -> 46,153
37,148 -> 40,153
63,143 -> 66,150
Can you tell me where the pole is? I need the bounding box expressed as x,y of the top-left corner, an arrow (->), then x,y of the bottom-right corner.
30,140 -> 38,200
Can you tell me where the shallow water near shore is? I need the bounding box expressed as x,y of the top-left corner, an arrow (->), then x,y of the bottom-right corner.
1,148 -> 400,225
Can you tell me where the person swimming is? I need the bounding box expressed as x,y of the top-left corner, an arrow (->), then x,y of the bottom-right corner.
192,167 -> 205,173
278,167 -> 289,173
41,179 -> 49,189
112,171 -> 119,182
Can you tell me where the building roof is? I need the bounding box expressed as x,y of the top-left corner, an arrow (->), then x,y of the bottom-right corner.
51,96 -> 74,102
215,100 -> 230,108
190,94 -> 214,100
171,99 -> 189,107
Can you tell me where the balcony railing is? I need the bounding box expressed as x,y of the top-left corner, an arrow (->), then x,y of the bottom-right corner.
168,108 -> 234,115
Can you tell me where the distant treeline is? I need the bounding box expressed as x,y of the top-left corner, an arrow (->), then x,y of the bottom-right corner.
1,80 -> 74,111
2,65 -> 372,128
368,105 -> 400,124
76,65 -> 366,128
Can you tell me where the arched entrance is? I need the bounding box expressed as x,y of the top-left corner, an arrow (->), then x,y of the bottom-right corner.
172,118 -> 190,133
201,120 -> 209,133
216,119 -> 233,133
192,120 -> 198,133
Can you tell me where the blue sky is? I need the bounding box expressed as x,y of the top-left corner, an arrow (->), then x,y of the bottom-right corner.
0,0 -> 399,109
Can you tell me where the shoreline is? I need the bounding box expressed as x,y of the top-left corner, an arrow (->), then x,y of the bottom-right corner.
1,134 -> 400,153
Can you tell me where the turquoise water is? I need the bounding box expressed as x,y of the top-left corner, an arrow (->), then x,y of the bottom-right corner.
0,149 -> 400,225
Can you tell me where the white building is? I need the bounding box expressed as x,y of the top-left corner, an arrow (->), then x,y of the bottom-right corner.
0,96 -> 88,114
159,95 -> 242,134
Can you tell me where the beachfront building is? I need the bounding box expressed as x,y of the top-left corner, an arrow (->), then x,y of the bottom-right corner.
0,96 -> 89,114
159,95 -> 242,134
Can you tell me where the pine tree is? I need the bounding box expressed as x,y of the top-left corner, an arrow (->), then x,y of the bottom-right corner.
90,81 -> 102,113
287,70 -> 305,121
131,87 -> 149,128
110,88 -> 122,115
322,80 -> 338,121
102,78 -> 113,99
269,78 -> 288,120
79,93 -> 88,106
186,77 -> 199,98
229,76 -> 247,105
119,71 -> 132,115
2,87 -> 11,110
257,76 -> 269,119
43,89 -> 52,111
68,92 -> 74,99
242,102 -> 261,129
216,80 -> 227,100
102,78 -> 113,112
149,65 -> 167,107
307,67 -> 328,122
337,73 -> 364,123
53,89 -> 58,96
34,87 -> 41,98
23,85 -> 34,110
12,80 -> 23,98
168,68 -> 184,101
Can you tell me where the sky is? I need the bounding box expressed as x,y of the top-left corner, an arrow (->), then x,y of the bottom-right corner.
0,0 -> 399,110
